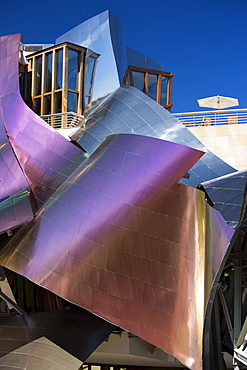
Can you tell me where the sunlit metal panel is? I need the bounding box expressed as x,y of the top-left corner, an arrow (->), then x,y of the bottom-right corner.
0,189 -> 33,233
71,86 -> 236,188
0,337 -> 82,369
0,34 -> 85,210
0,35 -> 34,231
56,11 -> 127,101
0,309 -> 114,361
0,32 -> 238,370
0,133 -> 235,370
199,170 -> 247,228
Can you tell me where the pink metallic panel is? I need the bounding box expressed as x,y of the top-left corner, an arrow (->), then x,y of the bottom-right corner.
0,34 -> 84,209
0,109 -> 28,201
0,36 -> 34,231
0,189 -> 33,233
0,133 -> 234,370
0,33 -> 236,370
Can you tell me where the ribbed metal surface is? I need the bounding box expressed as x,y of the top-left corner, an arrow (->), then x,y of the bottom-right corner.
0,33 -> 239,370
0,133 -> 235,370
0,34 -> 84,211
71,86 -> 236,188
0,35 -> 34,232
0,189 -> 33,233
0,337 -> 82,369
0,309 -> 114,361
200,170 -> 247,228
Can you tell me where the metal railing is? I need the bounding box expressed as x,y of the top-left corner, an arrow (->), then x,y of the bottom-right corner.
41,112 -> 85,129
173,108 -> 247,127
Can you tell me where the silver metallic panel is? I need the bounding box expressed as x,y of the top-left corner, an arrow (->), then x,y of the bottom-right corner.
0,133 -> 235,370
0,309 -> 114,361
0,34 -> 85,211
72,86 -> 236,188
0,30 -> 239,370
0,337 -> 82,369
200,170 -> 247,228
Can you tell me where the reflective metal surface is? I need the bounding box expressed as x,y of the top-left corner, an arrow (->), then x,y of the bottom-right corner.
0,132 -> 235,370
56,11 -> 126,101
0,32 -> 240,370
0,337 -> 82,369
0,111 -> 28,201
126,45 -> 164,71
72,85 -> 236,188
56,11 -> 164,102
0,309 -> 114,361
0,189 -> 33,233
200,170 -> 247,228
0,35 -> 34,231
0,34 -> 84,212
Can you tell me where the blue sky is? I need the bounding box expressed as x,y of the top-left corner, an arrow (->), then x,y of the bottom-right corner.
1,0 -> 247,112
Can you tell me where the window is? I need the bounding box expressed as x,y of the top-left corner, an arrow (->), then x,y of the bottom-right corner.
123,66 -> 174,111
20,42 -> 99,118
132,71 -> 145,92
55,48 -> 63,90
44,52 -> 52,93
85,56 -> 97,108
68,49 -> 79,91
35,55 -> 42,96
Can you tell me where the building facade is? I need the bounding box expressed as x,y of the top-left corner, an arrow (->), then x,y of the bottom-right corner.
0,11 -> 246,370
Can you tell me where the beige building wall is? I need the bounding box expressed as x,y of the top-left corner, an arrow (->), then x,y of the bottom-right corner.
189,124 -> 247,171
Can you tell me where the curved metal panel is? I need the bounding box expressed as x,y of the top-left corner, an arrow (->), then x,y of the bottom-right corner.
72,86 -> 236,188
0,309 -> 114,361
0,34 -> 84,209
0,337 -> 82,369
0,189 -> 33,233
56,11 -> 126,101
200,170 -> 247,228
56,11 -> 164,100
0,35 -> 34,231
126,46 -> 164,71
0,134 -> 235,370
0,31 -> 238,370
0,109 -> 28,202
0,35 -> 28,201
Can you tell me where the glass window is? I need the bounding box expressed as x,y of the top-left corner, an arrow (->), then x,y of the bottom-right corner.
44,95 -> 51,115
44,52 -> 52,93
160,76 -> 168,105
33,98 -> 41,115
85,57 -> 95,95
132,71 -> 145,92
85,95 -> 91,107
19,73 -> 25,98
26,72 -> 32,100
55,49 -> 63,90
23,42 -> 98,117
54,91 -> 62,113
35,56 -> 42,95
68,49 -> 79,91
67,91 -> 78,112
148,74 -> 158,101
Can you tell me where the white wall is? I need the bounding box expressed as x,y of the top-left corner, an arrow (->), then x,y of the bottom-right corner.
189,123 -> 247,171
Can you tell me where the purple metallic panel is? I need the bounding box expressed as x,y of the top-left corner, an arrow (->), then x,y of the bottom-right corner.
0,33 -> 236,370
200,170 -> 247,228
0,189 -> 33,233
0,36 -> 34,231
0,34 -> 84,208
0,98 -> 29,202
0,309 -> 114,361
0,134 -> 235,370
